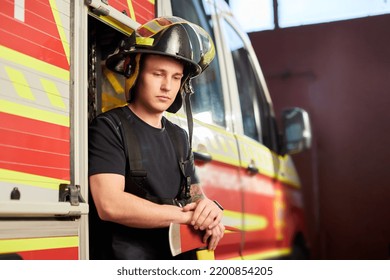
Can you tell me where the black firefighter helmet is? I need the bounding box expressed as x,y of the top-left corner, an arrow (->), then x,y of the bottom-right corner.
105,16 -> 215,113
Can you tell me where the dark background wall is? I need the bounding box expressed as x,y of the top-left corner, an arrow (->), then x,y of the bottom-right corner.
249,14 -> 390,259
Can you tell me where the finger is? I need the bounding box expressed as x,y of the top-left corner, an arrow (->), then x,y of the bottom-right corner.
191,201 -> 207,227
207,211 -> 223,229
208,227 -> 222,251
211,224 -> 225,250
219,224 -> 225,239
203,229 -> 212,244
194,199 -> 219,229
199,204 -> 223,230
208,235 -> 216,251
196,207 -> 213,230
182,202 -> 197,212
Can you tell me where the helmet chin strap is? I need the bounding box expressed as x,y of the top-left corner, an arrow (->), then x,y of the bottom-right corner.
183,79 -> 194,155
181,78 -> 195,201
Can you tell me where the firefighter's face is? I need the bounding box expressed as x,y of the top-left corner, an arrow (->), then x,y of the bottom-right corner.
133,54 -> 183,114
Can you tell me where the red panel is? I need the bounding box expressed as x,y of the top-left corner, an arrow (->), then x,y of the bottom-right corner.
110,0 -> 155,24
18,247 -> 78,260
0,0 -> 69,70
3,0 -> 13,15
1,128 -> 69,155
0,145 -> 70,180
132,0 -> 155,23
109,0 -> 127,12
0,112 -> 70,180
196,161 -> 242,213
0,112 -> 69,139
0,162 -> 69,180
202,187 -> 242,213
214,233 -> 242,260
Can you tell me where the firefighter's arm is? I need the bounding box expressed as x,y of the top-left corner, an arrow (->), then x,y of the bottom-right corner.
89,173 -> 193,228
182,184 -> 223,231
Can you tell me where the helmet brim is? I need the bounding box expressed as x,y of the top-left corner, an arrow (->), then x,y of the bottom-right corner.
106,49 -> 202,78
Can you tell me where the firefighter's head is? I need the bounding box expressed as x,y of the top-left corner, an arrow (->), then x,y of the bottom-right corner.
106,16 -> 215,113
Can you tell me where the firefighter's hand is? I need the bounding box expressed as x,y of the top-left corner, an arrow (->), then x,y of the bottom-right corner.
183,198 -> 223,230
203,222 -> 225,251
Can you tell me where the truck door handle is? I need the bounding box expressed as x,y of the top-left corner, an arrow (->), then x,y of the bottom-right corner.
194,151 -> 212,163
247,162 -> 259,175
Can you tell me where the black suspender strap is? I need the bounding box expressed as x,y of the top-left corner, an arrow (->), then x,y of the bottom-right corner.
112,107 -> 193,206
116,108 -> 144,173
115,108 -> 149,199
165,121 -> 193,202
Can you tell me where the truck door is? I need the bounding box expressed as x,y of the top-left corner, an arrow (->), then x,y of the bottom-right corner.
214,0 -> 292,259
169,0 -> 244,260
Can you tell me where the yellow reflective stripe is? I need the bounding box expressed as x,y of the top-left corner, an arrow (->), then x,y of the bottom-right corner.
94,15 -> 134,35
235,134 -> 275,177
40,78 -> 66,109
0,236 -> 78,254
136,37 -> 154,45
101,93 -> 126,112
228,248 -> 291,260
148,0 -> 155,4
243,213 -> 268,231
4,66 -> 35,101
49,0 -> 70,65
126,0 -> 136,20
223,210 -> 268,232
0,99 -> 69,127
0,169 -> 70,190
102,92 -> 125,104
104,69 -> 124,94
142,20 -> 162,33
211,154 -> 240,167
222,210 -> 242,229
0,46 -> 69,81
273,189 -> 285,240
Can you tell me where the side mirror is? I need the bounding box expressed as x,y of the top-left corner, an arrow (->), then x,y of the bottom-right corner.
281,108 -> 312,155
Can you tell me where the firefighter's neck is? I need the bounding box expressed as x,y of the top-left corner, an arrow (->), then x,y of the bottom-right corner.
128,103 -> 163,129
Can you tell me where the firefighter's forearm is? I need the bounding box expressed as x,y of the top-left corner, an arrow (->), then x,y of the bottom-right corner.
108,192 -> 192,228
90,173 -> 192,228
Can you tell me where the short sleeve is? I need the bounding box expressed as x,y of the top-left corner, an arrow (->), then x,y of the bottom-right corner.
88,114 -> 127,176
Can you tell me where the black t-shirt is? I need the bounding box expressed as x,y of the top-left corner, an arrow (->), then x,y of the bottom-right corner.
88,106 -> 198,259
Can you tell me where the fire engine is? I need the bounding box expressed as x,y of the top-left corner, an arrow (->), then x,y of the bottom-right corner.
0,0 -> 311,260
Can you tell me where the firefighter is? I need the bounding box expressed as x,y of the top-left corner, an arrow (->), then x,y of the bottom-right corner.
88,17 -> 224,260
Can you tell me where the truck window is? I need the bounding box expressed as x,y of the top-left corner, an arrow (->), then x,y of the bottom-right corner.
171,0 -> 226,128
220,18 -> 278,151
221,19 -> 261,141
